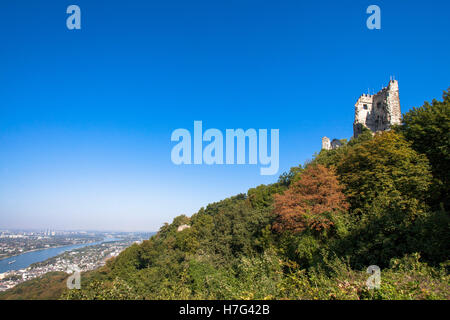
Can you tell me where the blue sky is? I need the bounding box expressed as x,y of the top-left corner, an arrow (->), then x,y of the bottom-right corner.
0,0 -> 449,231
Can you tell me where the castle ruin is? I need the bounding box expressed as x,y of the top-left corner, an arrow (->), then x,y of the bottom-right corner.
321,137 -> 343,151
322,79 -> 401,150
353,79 -> 401,138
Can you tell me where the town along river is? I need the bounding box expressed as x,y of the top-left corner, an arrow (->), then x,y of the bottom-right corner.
0,238 -> 119,273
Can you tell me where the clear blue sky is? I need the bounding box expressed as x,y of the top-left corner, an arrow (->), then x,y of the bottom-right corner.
0,0 -> 449,231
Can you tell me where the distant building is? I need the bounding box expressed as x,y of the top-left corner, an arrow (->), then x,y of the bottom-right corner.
177,224 -> 190,232
321,137 -> 343,151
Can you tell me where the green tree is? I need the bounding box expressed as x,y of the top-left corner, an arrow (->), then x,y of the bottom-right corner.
333,131 -> 434,267
399,89 -> 450,209
337,131 -> 432,214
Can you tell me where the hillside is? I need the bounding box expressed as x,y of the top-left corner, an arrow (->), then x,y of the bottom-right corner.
2,89 -> 449,300
0,272 -> 69,300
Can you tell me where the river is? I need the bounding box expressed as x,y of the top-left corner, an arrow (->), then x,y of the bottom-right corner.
0,238 -> 119,274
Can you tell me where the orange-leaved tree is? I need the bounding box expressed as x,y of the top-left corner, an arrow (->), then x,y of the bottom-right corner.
273,164 -> 349,234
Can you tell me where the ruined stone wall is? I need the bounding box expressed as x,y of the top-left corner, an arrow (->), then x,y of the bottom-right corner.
386,80 -> 401,125
353,80 -> 401,137
331,139 -> 343,149
353,94 -> 374,137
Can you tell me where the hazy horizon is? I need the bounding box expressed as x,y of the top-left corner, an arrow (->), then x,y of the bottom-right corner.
0,227 -> 157,233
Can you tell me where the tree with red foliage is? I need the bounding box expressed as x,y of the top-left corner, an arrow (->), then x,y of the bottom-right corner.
273,164 -> 349,234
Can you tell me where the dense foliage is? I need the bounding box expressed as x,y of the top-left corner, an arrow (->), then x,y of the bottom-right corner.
4,90 -> 449,300
399,89 -> 450,210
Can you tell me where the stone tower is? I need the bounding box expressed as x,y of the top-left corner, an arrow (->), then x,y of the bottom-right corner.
322,136 -> 331,150
353,79 -> 401,137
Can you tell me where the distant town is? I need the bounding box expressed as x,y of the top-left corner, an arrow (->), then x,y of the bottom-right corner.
0,230 -> 154,292
0,230 -> 105,260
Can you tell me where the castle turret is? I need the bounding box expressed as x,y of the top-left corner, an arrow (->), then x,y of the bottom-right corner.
385,80 -> 401,126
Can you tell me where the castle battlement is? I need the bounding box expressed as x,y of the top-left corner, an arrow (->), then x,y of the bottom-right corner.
355,94 -> 374,105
